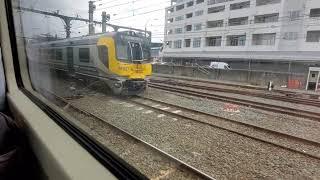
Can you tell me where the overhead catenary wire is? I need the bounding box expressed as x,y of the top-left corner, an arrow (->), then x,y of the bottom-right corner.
22,0 -> 320,42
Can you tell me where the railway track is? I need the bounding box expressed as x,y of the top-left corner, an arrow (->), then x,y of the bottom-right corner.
152,75 -> 320,100
150,79 -> 320,107
41,89 -> 215,180
148,82 -> 320,122
128,96 -> 320,160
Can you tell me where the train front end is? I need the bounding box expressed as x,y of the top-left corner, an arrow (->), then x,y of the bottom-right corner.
98,32 -> 152,95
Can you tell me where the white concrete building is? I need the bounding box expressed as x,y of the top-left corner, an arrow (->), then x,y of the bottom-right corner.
163,0 -> 320,61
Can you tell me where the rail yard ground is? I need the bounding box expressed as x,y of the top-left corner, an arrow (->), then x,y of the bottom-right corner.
35,70 -> 320,179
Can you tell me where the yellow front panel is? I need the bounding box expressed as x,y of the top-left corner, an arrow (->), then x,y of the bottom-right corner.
97,37 -> 152,79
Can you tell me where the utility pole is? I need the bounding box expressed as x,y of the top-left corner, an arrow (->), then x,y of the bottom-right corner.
101,11 -> 107,33
15,6 -> 102,38
88,1 -> 96,35
14,5 -> 149,39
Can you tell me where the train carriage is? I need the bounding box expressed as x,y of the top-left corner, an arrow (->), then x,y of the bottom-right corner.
31,31 -> 152,95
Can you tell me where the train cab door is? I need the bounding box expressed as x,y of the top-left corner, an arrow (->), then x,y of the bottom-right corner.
67,47 -> 74,73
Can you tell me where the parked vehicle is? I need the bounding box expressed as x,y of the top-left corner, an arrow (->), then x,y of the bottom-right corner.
209,62 -> 231,70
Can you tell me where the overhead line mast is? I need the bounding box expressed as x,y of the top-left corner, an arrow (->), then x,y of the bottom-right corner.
14,2 -> 151,40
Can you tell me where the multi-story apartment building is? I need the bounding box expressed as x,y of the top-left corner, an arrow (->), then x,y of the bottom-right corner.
163,0 -> 320,62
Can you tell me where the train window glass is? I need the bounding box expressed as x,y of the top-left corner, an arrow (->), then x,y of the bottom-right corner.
9,0 -> 320,179
79,48 -> 90,62
56,49 -> 63,60
49,49 -> 56,59
98,46 -> 109,67
116,40 -> 131,62
130,42 -> 142,60
142,44 -> 151,61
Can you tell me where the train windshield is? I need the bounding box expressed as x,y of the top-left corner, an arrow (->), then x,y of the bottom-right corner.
116,36 -> 151,63
130,42 -> 143,60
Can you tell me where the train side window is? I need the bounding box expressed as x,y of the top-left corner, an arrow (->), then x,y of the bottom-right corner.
56,49 -> 63,60
98,46 -> 109,68
79,48 -> 90,62
49,49 -> 55,60
42,49 -> 49,59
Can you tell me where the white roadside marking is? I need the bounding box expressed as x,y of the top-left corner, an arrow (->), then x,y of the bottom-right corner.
172,110 -> 182,114
124,103 -> 135,107
109,100 -> 119,104
135,107 -> 144,111
157,114 -> 166,118
160,107 -> 170,110
143,110 -> 153,114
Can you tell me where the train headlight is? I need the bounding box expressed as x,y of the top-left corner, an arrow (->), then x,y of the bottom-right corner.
114,82 -> 122,88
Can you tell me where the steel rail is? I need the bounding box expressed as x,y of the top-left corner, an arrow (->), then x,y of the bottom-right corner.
128,96 -> 320,160
148,83 -> 320,122
150,79 -> 320,107
152,75 -> 320,100
44,89 -> 215,180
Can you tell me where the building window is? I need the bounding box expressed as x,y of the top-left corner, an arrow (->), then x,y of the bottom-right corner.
175,16 -> 184,21
195,10 -> 204,16
283,32 -> 298,40
208,5 -> 225,14
254,13 -> 279,23
176,4 -> 185,11
166,41 -> 172,48
185,25 -> 192,32
79,48 -> 90,62
186,13 -> 193,18
226,35 -> 246,46
206,36 -> 222,46
306,31 -> 320,42
208,0 -> 228,5
230,1 -> 250,10
167,18 -> 173,23
184,39 -> 191,47
228,17 -> 249,26
56,49 -> 63,60
193,38 -> 201,48
256,0 -> 281,6
187,1 -> 194,7
175,28 -> 183,34
289,11 -> 300,21
207,20 -> 224,28
194,23 -> 202,31
167,8 -> 174,14
174,40 -> 182,48
310,8 -> 320,18
196,0 -> 204,4
252,33 -> 276,45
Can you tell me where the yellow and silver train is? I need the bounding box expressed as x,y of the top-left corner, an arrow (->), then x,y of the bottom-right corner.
31,31 -> 153,95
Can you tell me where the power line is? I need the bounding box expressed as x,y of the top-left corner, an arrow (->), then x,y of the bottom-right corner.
96,0 -> 146,11
101,1 -> 170,15
111,8 -> 165,21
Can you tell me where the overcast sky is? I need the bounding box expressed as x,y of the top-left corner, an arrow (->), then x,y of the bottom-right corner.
18,0 -> 170,42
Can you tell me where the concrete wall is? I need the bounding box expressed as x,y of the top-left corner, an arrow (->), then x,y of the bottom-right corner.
153,64 -> 307,88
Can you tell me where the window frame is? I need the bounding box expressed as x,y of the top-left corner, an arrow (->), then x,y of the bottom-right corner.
79,47 -> 90,63
3,0 -> 149,179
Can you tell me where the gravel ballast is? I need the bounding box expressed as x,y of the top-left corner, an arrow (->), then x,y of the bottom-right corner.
143,88 -> 320,144
70,94 -> 320,179
36,71 -> 320,179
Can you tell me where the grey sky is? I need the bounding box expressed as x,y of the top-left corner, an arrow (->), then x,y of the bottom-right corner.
19,0 -> 170,42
